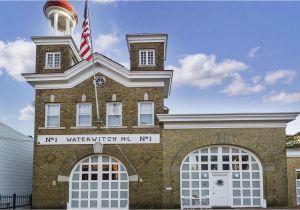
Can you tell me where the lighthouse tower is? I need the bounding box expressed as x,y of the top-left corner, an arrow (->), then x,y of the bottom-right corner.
44,0 -> 78,36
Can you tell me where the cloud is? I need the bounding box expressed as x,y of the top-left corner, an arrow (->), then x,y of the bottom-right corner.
247,46 -> 260,58
92,0 -> 116,4
18,104 -> 35,121
0,39 -> 35,81
168,53 -> 248,88
94,32 -> 120,56
263,91 -> 300,104
252,75 -> 261,84
264,69 -> 296,85
222,73 -> 265,96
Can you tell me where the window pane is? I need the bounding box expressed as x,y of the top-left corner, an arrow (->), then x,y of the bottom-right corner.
148,51 -> 154,65
297,172 -> 300,179
78,115 -> 91,126
140,114 -> 153,125
140,102 -> 153,113
54,53 -> 60,67
47,116 -> 59,127
47,54 -> 53,67
108,115 -> 121,126
78,103 -> 91,114
47,104 -> 59,115
77,103 -> 91,126
107,103 -> 121,115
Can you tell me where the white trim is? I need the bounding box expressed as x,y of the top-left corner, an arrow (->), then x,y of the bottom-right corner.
106,102 -> 122,127
70,126 -> 97,130
45,103 -> 60,128
31,36 -> 81,61
138,101 -> 154,127
45,52 -> 61,69
101,126 -> 128,129
76,103 -> 92,127
286,149 -> 300,157
38,126 -> 65,130
157,113 -> 299,129
126,34 -> 167,60
139,49 -> 155,66
132,125 -> 159,129
22,54 -> 173,98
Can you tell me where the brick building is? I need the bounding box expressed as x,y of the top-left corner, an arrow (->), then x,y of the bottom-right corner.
22,1 -> 300,209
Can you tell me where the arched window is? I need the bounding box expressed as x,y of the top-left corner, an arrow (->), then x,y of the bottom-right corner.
69,155 -> 129,209
181,145 -> 264,209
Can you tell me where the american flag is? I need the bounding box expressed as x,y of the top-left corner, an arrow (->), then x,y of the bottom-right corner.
80,0 -> 93,62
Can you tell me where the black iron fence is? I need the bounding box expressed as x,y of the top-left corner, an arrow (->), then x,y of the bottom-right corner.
0,194 -> 32,209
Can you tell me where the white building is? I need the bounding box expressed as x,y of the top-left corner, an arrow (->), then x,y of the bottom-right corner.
0,122 -> 33,195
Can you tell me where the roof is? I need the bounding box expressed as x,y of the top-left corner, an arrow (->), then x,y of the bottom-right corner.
157,112 -> 300,129
31,36 -> 81,61
44,0 -> 78,24
0,122 -> 33,142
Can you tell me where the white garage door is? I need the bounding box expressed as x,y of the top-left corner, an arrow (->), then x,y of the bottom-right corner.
181,145 -> 264,209
69,155 -> 129,210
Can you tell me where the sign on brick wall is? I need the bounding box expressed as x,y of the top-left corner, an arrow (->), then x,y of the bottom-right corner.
37,134 -> 160,145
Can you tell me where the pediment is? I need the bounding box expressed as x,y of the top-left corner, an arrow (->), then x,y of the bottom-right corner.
23,53 -> 173,98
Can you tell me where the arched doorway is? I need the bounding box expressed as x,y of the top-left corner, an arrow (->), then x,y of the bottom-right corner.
180,145 -> 264,208
68,155 -> 129,209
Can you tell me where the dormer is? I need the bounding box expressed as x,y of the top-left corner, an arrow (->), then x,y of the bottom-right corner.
126,34 -> 168,71
32,36 -> 81,73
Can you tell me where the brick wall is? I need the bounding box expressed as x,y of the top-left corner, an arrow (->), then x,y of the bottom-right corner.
32,74 -> 166,209
160,128 -> 288,208
287,157 -> 300,207
35,45 -> 78,74
129,42 -> 164,71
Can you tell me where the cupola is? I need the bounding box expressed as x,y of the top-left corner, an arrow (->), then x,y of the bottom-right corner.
44,0 -> 78,36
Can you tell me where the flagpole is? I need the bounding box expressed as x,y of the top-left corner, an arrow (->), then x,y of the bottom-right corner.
87,0 -> 100,123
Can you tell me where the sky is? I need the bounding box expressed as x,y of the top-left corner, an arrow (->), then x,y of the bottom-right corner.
0,0 -> 300,136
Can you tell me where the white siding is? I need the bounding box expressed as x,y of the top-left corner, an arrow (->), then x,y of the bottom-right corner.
0,123 -> 33,195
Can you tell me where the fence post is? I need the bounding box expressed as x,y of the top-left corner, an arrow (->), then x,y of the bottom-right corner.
30,194 -> 32,207
12,193 -> 16,209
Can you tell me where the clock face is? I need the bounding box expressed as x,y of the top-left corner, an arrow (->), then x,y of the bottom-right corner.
94,76 -> 106,87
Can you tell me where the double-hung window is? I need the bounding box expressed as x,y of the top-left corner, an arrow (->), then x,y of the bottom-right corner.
45,52 -> 61,68
296,170 -> 300,204
45,104 -> 60,127
139,49 -> 155,66
138,102 -> 154,126
106,102 -> 122,127
77,103 -> 92,127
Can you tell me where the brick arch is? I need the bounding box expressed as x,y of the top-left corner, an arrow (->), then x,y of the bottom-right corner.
166,133 -> 265,203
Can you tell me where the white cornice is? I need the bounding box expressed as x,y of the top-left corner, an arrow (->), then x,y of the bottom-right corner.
22,53 -> 173,98
286,149 -> 300,157
31,36 -> 81,61
157,113 -> 300,129
126,34 -> 168,60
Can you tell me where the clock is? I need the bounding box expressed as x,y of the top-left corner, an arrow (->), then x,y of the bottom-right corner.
94,76 -> 106,87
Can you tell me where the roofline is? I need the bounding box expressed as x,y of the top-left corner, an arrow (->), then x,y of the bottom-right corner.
157,112 -> 300,129
0,122 -> 33,141
22,53 -> 173,98
31,36 -> 81,61
157,112 -> 300,121
126,33 -> 168,61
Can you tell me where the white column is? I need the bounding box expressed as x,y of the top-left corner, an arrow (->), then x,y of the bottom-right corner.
66,18 -> 71,36
54,12 -> 58,35
47,18 -> 52,35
